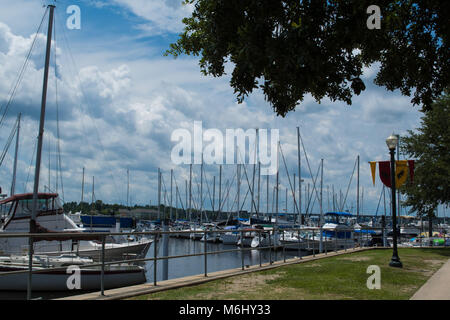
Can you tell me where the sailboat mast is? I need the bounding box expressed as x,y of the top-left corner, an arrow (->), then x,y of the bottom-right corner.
127,168 -> 130,209
92,176 -> 95,205
320,159 -> 324,224
218,165 -> 222,220
11,113 -> 21,196
200,159 -> 203,224
30,4 -> 55,231
357,155 -> 360,221
275,142 -> 279,225
266,174 -> 269,218
236,164 -> 240,220
185,179 -> 188,220
81,167 -> 85,202
257,162 -> 261,217
212,175 -> 215,213
189,164 -> 192,223
251,129 -> 258,216
293,173 -> 296,216
297,127 -> 302,224
170,169 -> 173,221
158,168 -> 161,220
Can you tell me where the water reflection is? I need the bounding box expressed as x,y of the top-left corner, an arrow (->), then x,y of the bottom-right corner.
146,238 -> 309,282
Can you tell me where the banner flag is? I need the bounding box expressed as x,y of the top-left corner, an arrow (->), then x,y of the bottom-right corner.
370,162 -> 377,186
395,160 -> 408,188
408,160 -> 415,183
378,161 -> 391,188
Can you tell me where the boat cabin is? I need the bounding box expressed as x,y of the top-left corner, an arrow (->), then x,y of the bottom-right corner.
322,212 -> 353,239
0,193 -> 62,230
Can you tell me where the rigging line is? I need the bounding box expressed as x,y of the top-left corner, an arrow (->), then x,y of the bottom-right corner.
239,183 -> 251,212
172,174 -> 185,211
191,167 -> 205,212
340,156 -> 358,212
374,185 -> 384,217
0,117 -> 19,167
188,172 -> 199,212
218,170 -> 237,212
59,16 -> 123,205
220,179 -> 230,217
193,170 -> 208,222
24,138 -> 38,193
202,169 -> 215,212
160,173 -> 168,207
225,180 -> 241,221
278,142 -> 300,215
299,129 -> 322,216
235,146 -> 259,215
305,162 -> 321,215
0,7 -> 50,129
53,10 -> 64,201
222,180 -> 239,224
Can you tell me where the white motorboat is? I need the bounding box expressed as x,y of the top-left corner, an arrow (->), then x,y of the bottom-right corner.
189,225 -> 204,240
295,213 -> 357,251
278,230 -> 304,250
251,229 -> 281,248
0,193 -> 153,261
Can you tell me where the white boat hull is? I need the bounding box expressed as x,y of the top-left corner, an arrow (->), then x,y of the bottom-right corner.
0,265 -> 146,291
296,237 -> 355,251
43,239 -> 153,261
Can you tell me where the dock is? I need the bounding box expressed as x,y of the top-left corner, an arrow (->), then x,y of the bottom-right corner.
56,246 -> 376,300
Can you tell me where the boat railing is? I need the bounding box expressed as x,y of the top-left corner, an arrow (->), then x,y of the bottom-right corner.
0,225 -> 446,299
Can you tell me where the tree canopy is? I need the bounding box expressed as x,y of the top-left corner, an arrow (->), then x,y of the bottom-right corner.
166,0 -> 449,116
400,91 -> 450,217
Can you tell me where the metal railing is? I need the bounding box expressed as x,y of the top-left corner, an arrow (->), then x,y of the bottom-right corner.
0,226 -> 447,299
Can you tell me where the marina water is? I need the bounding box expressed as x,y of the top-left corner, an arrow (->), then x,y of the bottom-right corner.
146,237 -> 310,283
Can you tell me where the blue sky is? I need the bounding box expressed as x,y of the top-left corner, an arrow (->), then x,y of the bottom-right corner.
0,0 -> 443,218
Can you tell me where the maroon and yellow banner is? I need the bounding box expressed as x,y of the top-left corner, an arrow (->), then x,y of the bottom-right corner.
395,160 -> 408,188
370,160 -> 415,188
378,161 -> 391,188
370,162 -> 377,186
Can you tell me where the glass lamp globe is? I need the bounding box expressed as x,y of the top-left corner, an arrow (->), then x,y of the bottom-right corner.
386,134 -> 398,150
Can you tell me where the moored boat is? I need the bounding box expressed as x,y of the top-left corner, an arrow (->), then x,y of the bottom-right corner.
0,193 -> 153,261
0,254 -> 146,291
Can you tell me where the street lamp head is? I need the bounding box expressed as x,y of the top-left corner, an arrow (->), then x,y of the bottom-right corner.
386,133 -> 398,150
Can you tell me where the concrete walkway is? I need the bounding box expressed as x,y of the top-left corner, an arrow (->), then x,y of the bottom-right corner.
56,247 -> 373,300
410,259 -> 450,300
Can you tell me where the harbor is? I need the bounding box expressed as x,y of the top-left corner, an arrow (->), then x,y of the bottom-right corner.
0,1 -> 448,304
0,210 -> 448,300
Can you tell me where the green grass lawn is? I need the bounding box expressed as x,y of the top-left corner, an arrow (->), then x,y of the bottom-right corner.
129,248 -> 450,300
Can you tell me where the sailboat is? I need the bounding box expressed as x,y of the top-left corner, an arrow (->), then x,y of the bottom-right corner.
0,192 -> 153,261
0,4 -> 148,291
0,253 -> 146,291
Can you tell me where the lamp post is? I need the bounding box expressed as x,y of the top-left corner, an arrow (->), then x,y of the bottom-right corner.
386,134 -> 402,268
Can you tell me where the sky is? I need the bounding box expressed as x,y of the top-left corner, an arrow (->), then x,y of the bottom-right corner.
0,0 -> 441,218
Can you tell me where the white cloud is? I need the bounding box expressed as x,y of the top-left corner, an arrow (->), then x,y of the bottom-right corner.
112,0 -> 194,34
